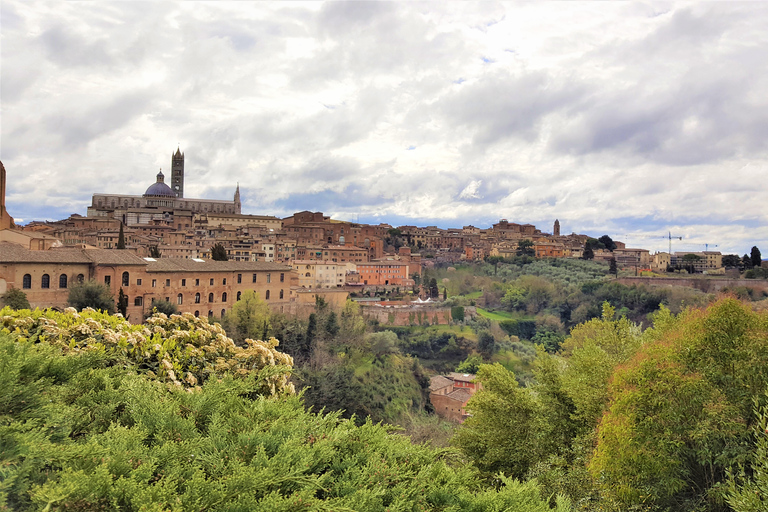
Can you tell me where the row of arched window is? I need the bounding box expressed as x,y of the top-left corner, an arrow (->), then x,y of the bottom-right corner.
22,273 -> 84,290
191,310 -> 227,318
177,290 -> 284,305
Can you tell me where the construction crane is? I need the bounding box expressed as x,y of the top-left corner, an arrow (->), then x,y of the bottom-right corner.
703,243 -> 718,252
620,232 -> 683,254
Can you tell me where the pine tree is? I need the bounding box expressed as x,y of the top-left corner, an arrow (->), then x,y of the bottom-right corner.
609,257 -> 617,275
211,243 -> 228,261
751,246 -> 762,268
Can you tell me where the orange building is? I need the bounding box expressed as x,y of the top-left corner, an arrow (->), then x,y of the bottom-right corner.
356,261 -> 410,286
534,241 -> 566,258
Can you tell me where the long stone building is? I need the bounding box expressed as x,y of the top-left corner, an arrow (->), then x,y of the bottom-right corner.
0,242 -> 297,321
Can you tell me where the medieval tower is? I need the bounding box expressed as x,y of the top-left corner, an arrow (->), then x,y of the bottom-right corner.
171,148 -> 184,198
553,219 -> 560,237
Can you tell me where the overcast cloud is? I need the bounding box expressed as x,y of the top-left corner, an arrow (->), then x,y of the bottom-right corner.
2,1 -> 767,255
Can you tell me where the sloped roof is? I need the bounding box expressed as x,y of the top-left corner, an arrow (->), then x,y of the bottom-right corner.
447,372 -> 477,383
83,249 -> 148,266
429,375 -> 453,392
445,388 -> 473,403
0,242 -> 91,263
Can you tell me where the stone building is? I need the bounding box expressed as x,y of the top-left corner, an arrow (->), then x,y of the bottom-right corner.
0,242 -> 297,321
429,373 -> 483,423
87,150 -> 241,226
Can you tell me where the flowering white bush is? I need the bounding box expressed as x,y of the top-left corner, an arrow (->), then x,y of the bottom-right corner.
0,306 -> 294,395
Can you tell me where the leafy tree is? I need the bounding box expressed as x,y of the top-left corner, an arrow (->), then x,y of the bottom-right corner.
453,363 -> 541,479
67,279 -> 115,314
148,245 -> 161,258
598,235 -> 617,251
451,305 -> 465,322
751,246 -> 762,268
221,290 -> 270,344
517,239 -> 535,257
590,299 -> 768,511
1,287 -> 30,310
682,253 -> 702,262
478,329 -> 497,356
723,254 -> 741,267
501,286 -> 527,311
456,354 -> 483,374
148,298 -> 177,317
726,401 -> 768,512
211,242 -> 228,261
428,278 -> 439,298
586,237 -> 605,250
323,311 -> 339,338
486,255 -> 504,275
582,244 -> 594,260
117,287 -> 128,317
116,222 -> 126,249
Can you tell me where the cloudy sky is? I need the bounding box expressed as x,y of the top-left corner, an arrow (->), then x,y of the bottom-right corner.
2,1 -> 767,255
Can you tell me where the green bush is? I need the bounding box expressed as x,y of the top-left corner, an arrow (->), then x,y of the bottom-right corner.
0,306 -> 294,394
0,310 -> 570,511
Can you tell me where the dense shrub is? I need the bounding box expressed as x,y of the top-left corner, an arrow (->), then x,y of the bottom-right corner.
0,310 -> 570,511
0,306 -> 294,395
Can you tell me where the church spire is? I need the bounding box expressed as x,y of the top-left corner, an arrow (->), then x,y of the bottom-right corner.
234,183 -> 241,214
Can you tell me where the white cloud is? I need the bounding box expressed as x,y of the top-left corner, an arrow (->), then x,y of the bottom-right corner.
2,1 -> 768,254
458,180 -> 483,200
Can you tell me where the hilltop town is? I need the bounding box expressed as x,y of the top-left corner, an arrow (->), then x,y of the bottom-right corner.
0,151 -> 755,323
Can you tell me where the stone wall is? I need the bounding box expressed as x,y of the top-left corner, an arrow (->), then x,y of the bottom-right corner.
360,305 -> 476,326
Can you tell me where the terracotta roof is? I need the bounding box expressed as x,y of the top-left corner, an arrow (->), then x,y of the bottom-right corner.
447,372 -> 477,383
0,243 -> 91,263
429,375 -> 454,392
445,388 -> 473,403
83,249 -> 148,266
145,259 -> 292,273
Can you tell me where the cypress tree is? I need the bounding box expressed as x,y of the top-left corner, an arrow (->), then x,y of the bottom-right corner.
117,223 -> 126,249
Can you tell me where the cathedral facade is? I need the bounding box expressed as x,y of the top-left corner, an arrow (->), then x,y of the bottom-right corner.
87,149 -> 241,226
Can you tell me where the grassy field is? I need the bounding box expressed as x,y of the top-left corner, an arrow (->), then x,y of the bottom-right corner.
476,307 -> 516,321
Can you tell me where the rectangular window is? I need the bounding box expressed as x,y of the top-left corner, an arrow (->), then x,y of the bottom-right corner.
280,273 -> 284,282
196,279 -> 200,286
267,273 -> 271,283
182,279 -> 186,286
252,273 -> 257,283
104,275 -> 111,285
152,279 -> 156,287
137,279 -> 142,285
237,274 -> 242,283
223,278 -> 227,285
210,278 -> 214,285
166,279 -> 170,287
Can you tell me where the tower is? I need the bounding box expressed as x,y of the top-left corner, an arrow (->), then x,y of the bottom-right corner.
0,160 -> 14,230
171,148 -> 184,198
234,183 -> 241,214
553,219 -> 560,237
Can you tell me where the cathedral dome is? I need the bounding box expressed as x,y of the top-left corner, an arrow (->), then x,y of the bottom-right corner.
144,171 -> 175,197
